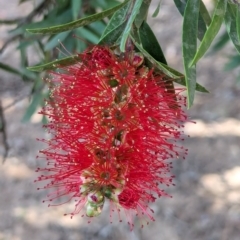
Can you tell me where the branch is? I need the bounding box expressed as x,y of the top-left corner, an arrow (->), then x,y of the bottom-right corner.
0,101 -> 9,163
0,0 -> 53,54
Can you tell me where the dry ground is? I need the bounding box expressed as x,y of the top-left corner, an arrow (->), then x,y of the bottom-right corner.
0,0 -> 240,239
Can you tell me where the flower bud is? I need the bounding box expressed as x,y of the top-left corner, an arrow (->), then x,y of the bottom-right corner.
87,191 -> 104,204
86,201 -> 104,217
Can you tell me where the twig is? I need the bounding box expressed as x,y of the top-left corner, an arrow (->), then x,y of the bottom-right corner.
0,100 -> 9,163
0,0 -> 53,54
3,94 -> 30,111
0,35 -> 20,54
18,0 -> 53,26
0,18 -> 23,24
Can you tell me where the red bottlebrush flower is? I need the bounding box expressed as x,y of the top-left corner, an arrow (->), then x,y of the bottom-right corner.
36,45 -> 188,228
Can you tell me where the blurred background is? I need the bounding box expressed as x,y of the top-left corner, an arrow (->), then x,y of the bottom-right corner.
0,0 -> 240,239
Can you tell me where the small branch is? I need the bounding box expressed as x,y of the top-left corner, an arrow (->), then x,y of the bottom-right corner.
18,0 -> 53,26
0,18 -> 23,24
0,0 -> 53,54
0,0 -> 52,26
0,101 -> 9,163
3,94 -> 30,111
0,35 -> 20,54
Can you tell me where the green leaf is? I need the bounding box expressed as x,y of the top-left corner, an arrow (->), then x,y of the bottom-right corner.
17,38 -> 36,50
27,56 -> 80,72
134,0 -> 151,28
225,2 -> 240,54
191,0 -> 227,66
139,21 -> 167,64
19,46 -> 28,80
138,21 -> 176,97
71,0 -> 82,20
99,20 -> 128,45
131,36 -> 208,92
27,0 -> 130,34
158,62 -> 208,93
173,0 -> 208,40
182,0 -> 199,107
131,36 -> 178,78
89,21 -> 106,36
76,27 -> 99,43
61,36 -> 76,58
9,8 -> 72,37
99,1 -> 130,45
76,39 -> 86,52
237,5 -> 240,42
120,0 -> 143,52
24,9 -> 72,34
90,0 -> 121,9
99,1 -> 130,40
22,76 -> 45,122
211,31 -> 229,52
224,54 -> 240,70
131,24 -> 141,45
173,0 -> 186,15
20,68 -> 37,79
197,4 -> 207,40
22,90 -> 43,122
44,31 -> 71,51
199,0 -> 211,26
152,1 -> 161,18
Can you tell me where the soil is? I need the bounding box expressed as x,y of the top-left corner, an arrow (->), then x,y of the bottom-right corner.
0,0 -> 240,240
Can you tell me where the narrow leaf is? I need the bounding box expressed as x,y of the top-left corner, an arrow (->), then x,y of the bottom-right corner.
24,9 -> 72,35
27,56 -> 80,72
89,21 -> 106,36
131,36 -> 172,76
211,31 -> 229,52
131,24 -> 141,44
76,28 -> 99,43
60,37 -> 77,59
71,0 -> 82,20
191,0 -> 227,66
99,2 -> 130,42
182,0 -> 199,107
135,0 -> 151,28
139,21 -> 167,64
99,20 -> 128,45
173,0 -> 186,15
131,36 -> 208,92
44,31 -> 70,51
224,54 -> 240,70
197,3 -> 207,40
173,0 -> 208,40
199,0 -> 211,26
237,6 -> 240,42
152,1 -> 161,18
27,0 -> 130,34
90,0 -> 120,9
225,2 -> 240,54
22,91 -> 43,122
138,20 -> 175,98
120,0 -> 143,52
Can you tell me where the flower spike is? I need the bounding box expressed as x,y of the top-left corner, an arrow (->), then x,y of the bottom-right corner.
36,45 -> 188,228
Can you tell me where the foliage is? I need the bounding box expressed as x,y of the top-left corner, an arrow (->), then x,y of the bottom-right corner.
0,0 -> 240,156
